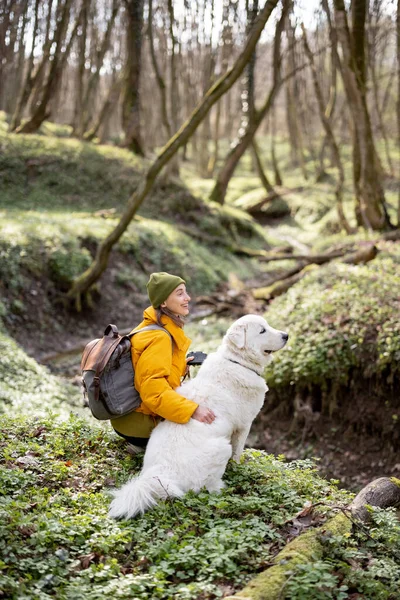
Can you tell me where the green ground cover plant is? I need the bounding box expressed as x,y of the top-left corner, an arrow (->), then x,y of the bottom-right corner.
0,327 -> 82,417
262,239 -> 400,441
1,414 -> 399,599
0,413 -> 350,599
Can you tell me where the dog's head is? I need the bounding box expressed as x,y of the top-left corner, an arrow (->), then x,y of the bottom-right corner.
224,314 -> 288,367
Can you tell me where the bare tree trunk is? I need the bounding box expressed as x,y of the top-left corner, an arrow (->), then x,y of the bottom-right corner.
84,72 -> 123,142
166,0 -> 180,174
209,0 -> 289,205
285,11 -> 308,179
251,140 -> 275,193
122,0 -> 145,155
17,0 -> 76,134
270,108 -> 283,185
301,24 -> 353,233
369,4 -> 394,176
66,0 -> 281,306
333,0 -> 390,230
397,0 -> 400,224
81,0 -> 119,134
6,0 -> 29,115
9,0 -> 43,131
72,0 -> 90,137
0,0 -> 17,109
317,0 -> 339,180
148,0 -> 171,140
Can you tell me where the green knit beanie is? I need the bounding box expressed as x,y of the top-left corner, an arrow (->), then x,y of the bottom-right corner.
146,272 -> 186,308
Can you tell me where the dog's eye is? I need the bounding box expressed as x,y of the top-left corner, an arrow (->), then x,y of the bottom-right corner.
260,327 -> 266,334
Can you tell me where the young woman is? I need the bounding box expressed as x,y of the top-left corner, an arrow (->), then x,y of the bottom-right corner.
111,272 -> 215,451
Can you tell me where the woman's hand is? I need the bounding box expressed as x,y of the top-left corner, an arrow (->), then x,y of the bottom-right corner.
184,355 -> 194,377
191,405 -> 216,424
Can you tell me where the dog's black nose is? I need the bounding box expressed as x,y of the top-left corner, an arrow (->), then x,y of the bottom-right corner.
281,332 -> 289,341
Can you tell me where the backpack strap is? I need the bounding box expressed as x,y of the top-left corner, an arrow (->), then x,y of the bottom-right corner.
129,324 -> 174,347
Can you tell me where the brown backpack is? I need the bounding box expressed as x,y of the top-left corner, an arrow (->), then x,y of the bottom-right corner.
81,324 -> 172,420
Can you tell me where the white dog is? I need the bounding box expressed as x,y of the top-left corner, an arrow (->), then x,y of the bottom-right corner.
109,314 -> 288,519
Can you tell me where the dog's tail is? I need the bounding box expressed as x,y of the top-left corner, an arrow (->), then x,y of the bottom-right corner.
108,467 -> 184,519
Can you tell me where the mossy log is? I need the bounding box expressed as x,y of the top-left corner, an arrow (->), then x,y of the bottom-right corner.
349,476 -> 400,522
253,244 -> 378,301
253,264 -> 318,301
225,513 -> 351,600
226,476 -> 400,600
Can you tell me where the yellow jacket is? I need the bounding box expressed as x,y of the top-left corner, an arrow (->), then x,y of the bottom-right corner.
111,307 -> 198,429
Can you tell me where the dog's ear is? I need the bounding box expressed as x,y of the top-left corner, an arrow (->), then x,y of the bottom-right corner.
227,323 -> 247,349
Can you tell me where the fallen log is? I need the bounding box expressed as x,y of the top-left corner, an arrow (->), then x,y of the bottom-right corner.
225,476 -> 400,600
349,476 -> 400,522
253,244 -> 378,301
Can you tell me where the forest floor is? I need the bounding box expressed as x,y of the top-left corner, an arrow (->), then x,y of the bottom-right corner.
1,113 -> 399,493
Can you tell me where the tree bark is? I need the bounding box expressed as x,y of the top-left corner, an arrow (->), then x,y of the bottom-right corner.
333,0 -> 390,230
285,11 -> 308,179
148,0 -> 172,140
5,0 -> 29,115
209,0 -> 289,205
72,0 -> 90,137
80,0 -> 119,135
369,4 -> 394,176
66,0 -> 281,306
397,0 -> 400,225
83,72 -> 123,142
166,0 -> 180,175
349,477 -> 400,522
9,0 -> 44,131
301,24 -> 353,233
17,0 -> 76,134
251,140 -> 275,194
121,0 -> 145,155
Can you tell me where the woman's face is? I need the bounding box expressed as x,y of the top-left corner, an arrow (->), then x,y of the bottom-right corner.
161,283 -> 191,316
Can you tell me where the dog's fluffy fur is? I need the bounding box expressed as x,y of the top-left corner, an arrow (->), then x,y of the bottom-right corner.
109,314 -> 288,519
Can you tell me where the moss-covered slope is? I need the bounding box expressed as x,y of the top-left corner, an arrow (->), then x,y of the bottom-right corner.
262,238 -> 400,446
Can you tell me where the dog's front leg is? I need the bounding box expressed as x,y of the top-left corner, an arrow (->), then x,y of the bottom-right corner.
231,426 -> 251,463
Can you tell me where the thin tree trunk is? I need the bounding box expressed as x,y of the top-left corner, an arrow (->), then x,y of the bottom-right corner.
167,0 -> 180,174
209,0 -> 290,205
333,0 -> 390,230
6,0 -> 29,115
285,12 -> 308,179
66,0 -> 281,306
122,0 -> 145,155
81,0 -> 119,134
84,72 -> 123,142
251,140 -> 275,193
17,0 -> 75,134
369,9 -> 394,176
72,0 -> 90,137
9,0 -> 43,131
397,0 -> 400,225
148,0 -> 171,140
301,24 -> 353,233
270,108 -> 283,185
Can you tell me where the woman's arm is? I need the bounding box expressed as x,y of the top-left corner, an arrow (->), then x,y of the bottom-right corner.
134,332 -> 198,423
